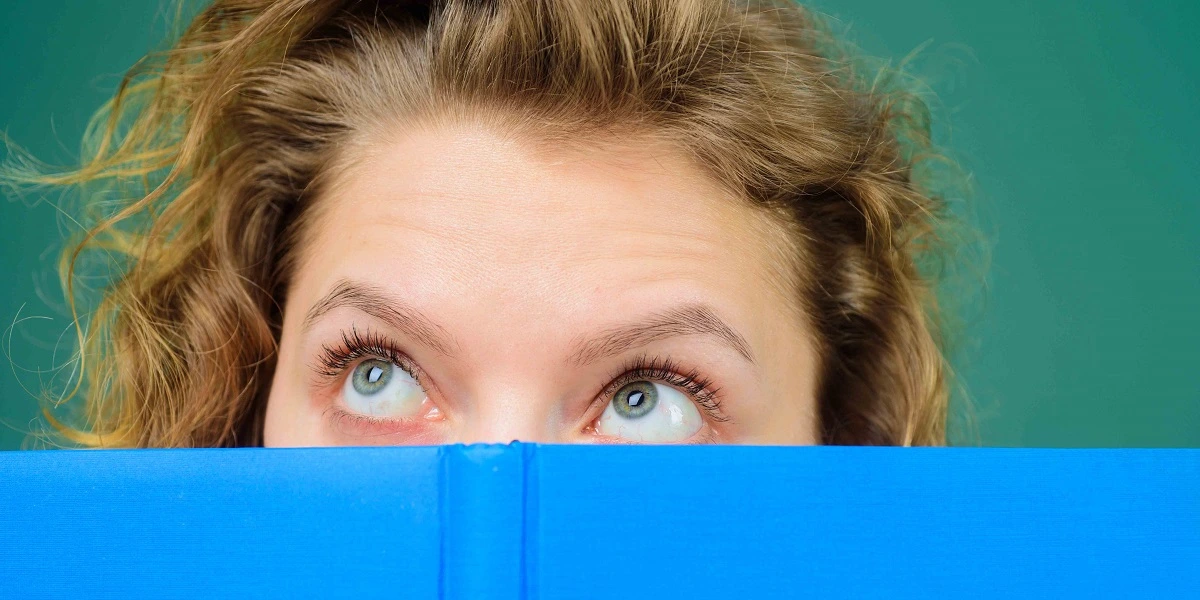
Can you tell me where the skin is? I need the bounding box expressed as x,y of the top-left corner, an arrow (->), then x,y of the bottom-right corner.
263,118 -> 820,446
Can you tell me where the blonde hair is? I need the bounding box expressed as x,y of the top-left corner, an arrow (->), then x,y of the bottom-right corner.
6,0 -> 966,447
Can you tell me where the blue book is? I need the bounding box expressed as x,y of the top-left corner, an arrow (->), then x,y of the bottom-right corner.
2,444 -> 1197,598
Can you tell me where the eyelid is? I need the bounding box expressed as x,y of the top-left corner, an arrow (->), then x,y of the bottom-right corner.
323,405 -> 427,438
586,426 -> 720,446
596,354 -> 731,424
311,326 -> 428,390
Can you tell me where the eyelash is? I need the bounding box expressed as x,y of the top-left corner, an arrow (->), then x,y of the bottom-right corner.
600,354 -> 730,423
314,326 -> 423,385
313,326 -> 730,423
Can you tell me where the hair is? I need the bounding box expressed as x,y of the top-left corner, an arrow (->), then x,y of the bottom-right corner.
4,0 -> 970,448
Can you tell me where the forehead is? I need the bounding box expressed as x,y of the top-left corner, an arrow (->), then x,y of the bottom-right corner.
293,120 -> 797,343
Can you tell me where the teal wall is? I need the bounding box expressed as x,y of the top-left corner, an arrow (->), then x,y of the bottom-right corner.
2,1 -> 1196,448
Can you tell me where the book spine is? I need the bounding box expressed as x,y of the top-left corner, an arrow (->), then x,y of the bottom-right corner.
440,443 -> 532,600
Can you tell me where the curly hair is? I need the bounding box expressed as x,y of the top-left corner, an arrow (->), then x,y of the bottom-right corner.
4,0 -> 966,447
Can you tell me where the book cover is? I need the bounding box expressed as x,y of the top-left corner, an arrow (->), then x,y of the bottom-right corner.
1,444 -> 1197,598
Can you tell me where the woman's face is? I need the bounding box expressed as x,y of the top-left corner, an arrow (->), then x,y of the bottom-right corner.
263,120 -> 820,446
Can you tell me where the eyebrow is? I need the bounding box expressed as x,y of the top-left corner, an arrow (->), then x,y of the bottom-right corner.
302,279 -> 458,356
567,303 -> 756,367
303,280 -> 754,366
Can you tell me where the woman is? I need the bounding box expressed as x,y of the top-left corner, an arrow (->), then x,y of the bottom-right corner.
6,0 -> 964,448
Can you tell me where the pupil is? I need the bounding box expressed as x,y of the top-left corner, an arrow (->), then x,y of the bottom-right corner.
368,366 -> 383,383
628,391 -> 643,407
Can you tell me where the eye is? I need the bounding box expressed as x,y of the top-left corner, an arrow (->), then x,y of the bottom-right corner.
594,380 -> 703,443
342,358 -> 426,418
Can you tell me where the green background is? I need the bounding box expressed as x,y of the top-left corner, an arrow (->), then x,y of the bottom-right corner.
2,1 -> 1196,448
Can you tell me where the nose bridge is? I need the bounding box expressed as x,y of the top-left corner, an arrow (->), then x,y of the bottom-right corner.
446,293 -> 567,445
456,385 -> 557,444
